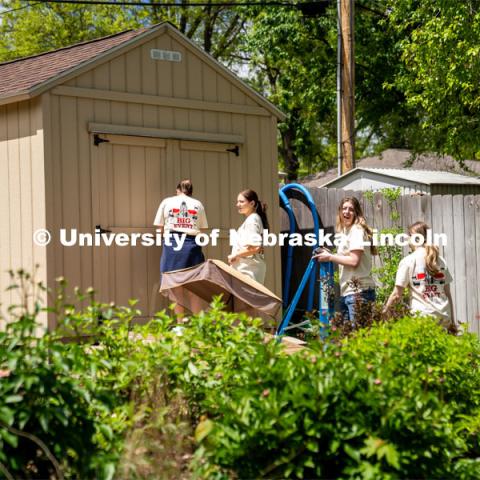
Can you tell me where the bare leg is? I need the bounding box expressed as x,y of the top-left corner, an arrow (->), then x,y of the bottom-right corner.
188,297 -> 205,315
174,304 -> 186,323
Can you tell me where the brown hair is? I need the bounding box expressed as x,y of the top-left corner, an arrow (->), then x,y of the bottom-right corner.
336,197 -> 377,255
239,189 -> 269,231
408,221 -> 440,275
177,179 -> 193,196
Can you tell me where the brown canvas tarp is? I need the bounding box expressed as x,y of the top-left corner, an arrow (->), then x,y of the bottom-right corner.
160,259 -> 282,323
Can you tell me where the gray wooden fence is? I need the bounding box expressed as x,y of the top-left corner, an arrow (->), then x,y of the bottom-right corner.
280,187 -> 480,333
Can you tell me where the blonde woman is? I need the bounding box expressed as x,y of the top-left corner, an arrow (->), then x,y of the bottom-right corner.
228,189 -> 269,284
315,197 -> 376,323
384,222 -> 455,328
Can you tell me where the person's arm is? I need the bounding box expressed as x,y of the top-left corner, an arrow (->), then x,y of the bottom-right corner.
315,225 -> 365,267
314,249 -> 363,268
444,283 -> 455,326
153,199 -> 166,232
228,216 -> 263,264
228,245 -> 262,264
383,285 -> 405,313
382,257 -> 410,314
197,203 -> 208,232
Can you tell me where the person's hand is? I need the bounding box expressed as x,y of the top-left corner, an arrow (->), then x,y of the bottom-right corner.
447,322 -> 459,335
313,250 -> 331,263
227,254 -> 238,265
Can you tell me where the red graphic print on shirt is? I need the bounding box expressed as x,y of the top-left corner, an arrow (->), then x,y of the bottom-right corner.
167,201 -> 199,230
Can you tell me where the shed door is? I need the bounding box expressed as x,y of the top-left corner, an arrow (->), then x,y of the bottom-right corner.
177,140 -> 243,263
91,135 -> 242,319
91,134 -> 167,319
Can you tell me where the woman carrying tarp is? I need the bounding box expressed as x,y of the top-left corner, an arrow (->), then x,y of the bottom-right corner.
228,189 -> 269,284
384,221 -> 455,329
314,197 -> 377,324
153,179 -> 208,317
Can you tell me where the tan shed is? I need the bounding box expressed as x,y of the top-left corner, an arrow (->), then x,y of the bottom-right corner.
0,23 -> 285,328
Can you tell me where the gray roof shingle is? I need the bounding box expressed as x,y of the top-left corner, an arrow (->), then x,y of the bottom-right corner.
0,28 -> 148,98
301,149 -> 480,187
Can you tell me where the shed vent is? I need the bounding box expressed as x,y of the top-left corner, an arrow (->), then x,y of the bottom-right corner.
150,49 -> 182,62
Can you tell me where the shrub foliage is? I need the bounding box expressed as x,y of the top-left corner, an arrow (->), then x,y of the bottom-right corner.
1,271 -> 479,479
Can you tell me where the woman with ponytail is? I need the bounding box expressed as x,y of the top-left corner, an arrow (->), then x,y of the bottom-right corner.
228,189 -> 269,284
384,222 -> 455,328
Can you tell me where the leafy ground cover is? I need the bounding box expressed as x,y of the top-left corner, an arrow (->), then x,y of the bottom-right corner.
1,271 -> 480,479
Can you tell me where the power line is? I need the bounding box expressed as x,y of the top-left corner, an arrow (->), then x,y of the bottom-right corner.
16,0 -> 331,9
0,2 -> 42,16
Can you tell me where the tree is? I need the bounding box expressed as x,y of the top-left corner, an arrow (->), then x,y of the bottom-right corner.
2,0 -> 478,179
0,0 -> 338,180
243,5 -> 338,180
0,1 -> 135,60
0,0 -> 246,63
354,0 -> 425,154
386,0 -> 480,160
240,0 -> 435,180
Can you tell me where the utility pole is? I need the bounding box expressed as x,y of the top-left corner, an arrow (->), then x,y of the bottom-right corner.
337,0 -> 355,174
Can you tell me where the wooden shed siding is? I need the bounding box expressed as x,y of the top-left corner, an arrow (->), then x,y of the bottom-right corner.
77,97 -> 95,295
7,104 -> 21,284
110,56 -> 129,126
0,104 -> 12,311
30,99 -> 49,329
43,34 -> 281,312
431,185 -> 480,195
73,33 -> 253,113
217,77 -> 233,136
49,94 -> 64,289
46,102 -> 280,295
328,176 -> 480,196
0,98 -> 47,325
268,115 -> 282,296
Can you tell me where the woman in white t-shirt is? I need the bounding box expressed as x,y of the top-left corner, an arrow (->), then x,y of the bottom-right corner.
314,197 -> 377,324
153,179 -> 208,274
228,189 -> 268,284
384,222 -> 455,328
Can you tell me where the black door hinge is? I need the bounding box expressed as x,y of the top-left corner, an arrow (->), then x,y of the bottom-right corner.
93,134 -> 110,146
95,225 -> 112,234
226,145 -> 240,156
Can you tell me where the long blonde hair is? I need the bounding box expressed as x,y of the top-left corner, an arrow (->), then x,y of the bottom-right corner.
408,221 -> 440,275
336,197 -> 377,255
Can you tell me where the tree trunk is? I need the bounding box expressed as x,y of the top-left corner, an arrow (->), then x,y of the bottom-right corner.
281,128 -> 299,181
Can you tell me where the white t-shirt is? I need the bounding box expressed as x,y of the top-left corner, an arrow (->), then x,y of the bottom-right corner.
230,213 -> 266,284
153,194 -> 208,235
395,247 -> 453,324
338,224 -> 375,296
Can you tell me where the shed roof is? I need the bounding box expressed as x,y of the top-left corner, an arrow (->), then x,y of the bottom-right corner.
0,23 -> 285,120
0,28 -> 146,99
301,149 -> 480,188
321,167 -> 480,188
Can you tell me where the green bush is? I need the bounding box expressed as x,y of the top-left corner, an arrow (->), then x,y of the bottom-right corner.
1,270 -> 480,479
0,317 -> 99,478
0,273 -> 145,479
168,314 -> 480,479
